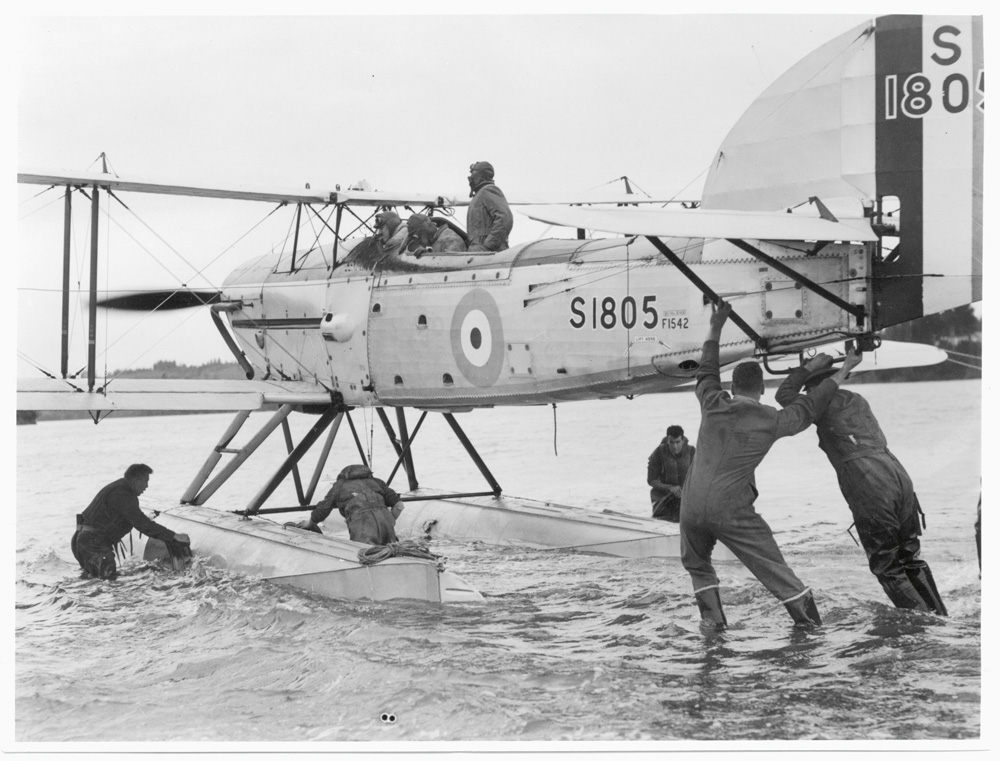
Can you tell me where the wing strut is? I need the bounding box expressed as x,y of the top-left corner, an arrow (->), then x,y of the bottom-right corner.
87,185 -> 100,391
725,238 -> 867,326
61,186 -> 72,379
645,236 -> 767,351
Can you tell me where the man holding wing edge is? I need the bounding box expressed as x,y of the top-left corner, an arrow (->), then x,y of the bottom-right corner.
680,301 -> 862,629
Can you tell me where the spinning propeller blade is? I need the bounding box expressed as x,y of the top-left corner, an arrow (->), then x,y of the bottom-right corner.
95,289 -> 224,310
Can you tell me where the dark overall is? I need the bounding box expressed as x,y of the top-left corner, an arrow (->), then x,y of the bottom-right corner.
776,368 -> 947,614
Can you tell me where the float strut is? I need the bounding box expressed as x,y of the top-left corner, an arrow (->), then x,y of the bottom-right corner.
385,411 -> 428,489
280,417 -> 307,505
245,406 -> 340,514
181,409 -> 252,503
186,404 -> 294,505
376,408 -> 422,490
443,413 -> 502,497
343,411 -> 370,467
304,412 -> 343,504
396,408 -> 420,491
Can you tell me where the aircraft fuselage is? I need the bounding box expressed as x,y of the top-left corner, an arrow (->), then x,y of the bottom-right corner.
222,234 -> 870,408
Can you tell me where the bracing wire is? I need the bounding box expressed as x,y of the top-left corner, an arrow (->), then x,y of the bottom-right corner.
944,349 -> 982,362
946,358 -> 981,372
16,350 -> 58,379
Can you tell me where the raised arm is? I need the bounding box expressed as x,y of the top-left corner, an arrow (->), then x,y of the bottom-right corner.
694,300 -> 733,405
774,348 -> 864,436
775,353 -> 834,408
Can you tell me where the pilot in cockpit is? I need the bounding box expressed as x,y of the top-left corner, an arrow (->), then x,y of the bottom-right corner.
404,213 -> 467,256
374,210 -> 408,256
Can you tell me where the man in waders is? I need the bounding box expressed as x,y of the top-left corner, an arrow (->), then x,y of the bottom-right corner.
776,351 -> 948,614
681,301 -> 861,629
72,464 -> 191,580
293,464 -> 404,545
647,425 -> 695,523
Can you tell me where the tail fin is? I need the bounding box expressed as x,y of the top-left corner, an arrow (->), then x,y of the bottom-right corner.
702,15 -> 983,330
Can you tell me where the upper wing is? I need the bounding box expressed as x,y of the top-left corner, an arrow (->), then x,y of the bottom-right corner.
19,169 -> 692,210
17,377 -> 335,412
18,169 -> 461,208
519,204 -> 878,241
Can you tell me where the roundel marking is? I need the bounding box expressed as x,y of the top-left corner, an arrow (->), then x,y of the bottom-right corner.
450,289 -> 505,387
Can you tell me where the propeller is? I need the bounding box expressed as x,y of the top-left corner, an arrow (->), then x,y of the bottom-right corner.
94,289 -> 224,310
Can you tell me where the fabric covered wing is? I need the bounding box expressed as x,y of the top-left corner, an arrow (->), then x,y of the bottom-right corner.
17,378 -> 335,412
519,204 -> 877,241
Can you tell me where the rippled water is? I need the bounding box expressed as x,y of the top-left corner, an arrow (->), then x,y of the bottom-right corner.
14,380 -> 983,747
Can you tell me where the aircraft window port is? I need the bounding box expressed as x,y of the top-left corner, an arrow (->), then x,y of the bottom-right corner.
372,303 -> 381,313
678,360 -> 699,371
394,375 -> 403,386
443,373 -> 454,386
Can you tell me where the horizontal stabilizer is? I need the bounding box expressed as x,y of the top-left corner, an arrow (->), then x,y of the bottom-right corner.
17,378 -> 336,412
519,204 -> 877,241
710,340 -> 947,384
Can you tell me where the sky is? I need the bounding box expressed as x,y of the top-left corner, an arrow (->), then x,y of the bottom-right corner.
12,3 -> 989,377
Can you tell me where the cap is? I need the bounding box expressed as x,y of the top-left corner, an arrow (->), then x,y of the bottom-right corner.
406,213 -> 429,231
469,161 -> 495,177
374,210 -> 399,229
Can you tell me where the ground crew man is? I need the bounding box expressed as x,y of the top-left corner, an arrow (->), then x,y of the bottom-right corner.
466,161 -> 513,252
647,424 -> 694,523
71,464 -> 190,580
776,352 -> 948,614
680,301 -> 861,629
293,464 -> 404,545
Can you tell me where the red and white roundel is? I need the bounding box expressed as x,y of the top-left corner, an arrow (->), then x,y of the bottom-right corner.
450,289 -> 505,387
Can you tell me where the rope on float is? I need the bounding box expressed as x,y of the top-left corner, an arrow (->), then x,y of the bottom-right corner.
357,539 -> 444,570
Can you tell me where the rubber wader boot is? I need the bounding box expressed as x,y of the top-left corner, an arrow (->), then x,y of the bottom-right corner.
695,587 -> 727,630
905,562 -> 948,616
784,591 -> 822,627
878,576 -> 931,612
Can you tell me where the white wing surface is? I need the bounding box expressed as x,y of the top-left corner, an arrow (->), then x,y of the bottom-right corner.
17,378 -> 334,412
519,204 -> 877,241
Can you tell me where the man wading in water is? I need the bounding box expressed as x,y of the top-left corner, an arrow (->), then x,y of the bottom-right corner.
776,349 -> 948,614
293,464 -> 404,544
680,301 -> 861,629
72,464 -> 191,580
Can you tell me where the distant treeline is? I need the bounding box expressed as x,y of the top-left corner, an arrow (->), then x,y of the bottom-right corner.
18,307 -> 980,424
852,305 -> 981,384
20,359 -> 248,424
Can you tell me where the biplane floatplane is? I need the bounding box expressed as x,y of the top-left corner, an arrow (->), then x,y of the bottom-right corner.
17,15 -> 982,603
